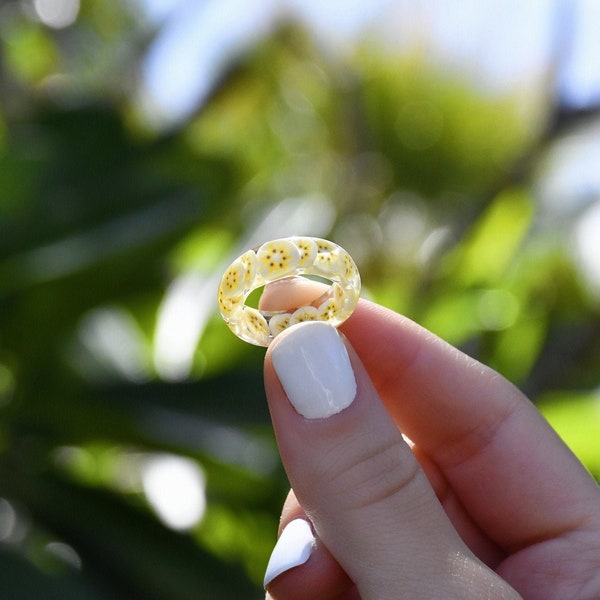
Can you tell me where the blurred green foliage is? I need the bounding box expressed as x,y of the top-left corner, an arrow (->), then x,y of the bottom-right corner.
0,3 -> 599,598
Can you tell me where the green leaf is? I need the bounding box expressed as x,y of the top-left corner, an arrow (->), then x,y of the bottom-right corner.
538,392 -> 600,479
454,188 -> 534,286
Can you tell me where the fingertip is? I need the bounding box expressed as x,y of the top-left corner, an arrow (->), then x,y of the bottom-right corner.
259,276 -> 329,312
264,531 -> 354,600
265,492 -> 355,599
263,519 -> 315,588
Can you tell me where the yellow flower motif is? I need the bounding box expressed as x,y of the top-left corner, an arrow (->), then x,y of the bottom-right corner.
342,252 -> 358,280
239,249 -> 258,289
318,298 -> 340,322
289,305 -> 319,326
315,239 -> 336,253
220,259 -> 246,297
314,245 -> 341,275
257,239 -> 300,280
292,237 -> 318,268
269,313 -> 291,336
218,288 -> 242,318
317,283 -> 345,322
238,307 -> 270,346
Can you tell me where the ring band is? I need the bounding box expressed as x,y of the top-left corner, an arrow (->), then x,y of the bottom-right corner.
218,237 -> 361,346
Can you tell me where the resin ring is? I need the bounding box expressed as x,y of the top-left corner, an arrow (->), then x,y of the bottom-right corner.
218,237 -> 361,346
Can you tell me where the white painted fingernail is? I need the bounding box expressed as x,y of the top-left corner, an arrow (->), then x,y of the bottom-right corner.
263,519 -> 315,588
271,321 -> 357,419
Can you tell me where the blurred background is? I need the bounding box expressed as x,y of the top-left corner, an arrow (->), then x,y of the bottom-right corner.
1,0 -> 599,597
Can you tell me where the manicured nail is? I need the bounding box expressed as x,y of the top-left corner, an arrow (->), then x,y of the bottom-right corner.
271,321 -> 357,419
264,519 -> 315,588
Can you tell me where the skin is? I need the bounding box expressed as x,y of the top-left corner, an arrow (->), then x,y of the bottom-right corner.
260,279 -> 600,600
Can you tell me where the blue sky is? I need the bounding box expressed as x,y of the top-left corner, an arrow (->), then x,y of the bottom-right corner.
139,0 -> 600,123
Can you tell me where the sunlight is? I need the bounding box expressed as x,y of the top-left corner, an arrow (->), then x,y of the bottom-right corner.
45,541 -> 82,570
77,307 -> 151,383
142,454 -> 206,532
153,273 -> 215,381
538,126 -> 600,216
0,363 -> 15,407
33,0 -> 79,29
0,498 -> 17,542
574,200 -> 600,299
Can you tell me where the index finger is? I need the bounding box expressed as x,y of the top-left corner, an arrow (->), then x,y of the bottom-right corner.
261,279 -> 600,552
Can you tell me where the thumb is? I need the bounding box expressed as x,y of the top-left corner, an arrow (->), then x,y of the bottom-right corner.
264,321 -> 516,599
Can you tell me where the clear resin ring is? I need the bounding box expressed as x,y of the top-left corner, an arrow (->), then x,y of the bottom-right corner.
218,237 -> 361,346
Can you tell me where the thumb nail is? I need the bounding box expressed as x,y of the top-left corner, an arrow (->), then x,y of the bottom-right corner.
271,321 -> 356,419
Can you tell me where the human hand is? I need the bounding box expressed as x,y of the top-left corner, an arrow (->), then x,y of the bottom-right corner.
261,280 -> 600,599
